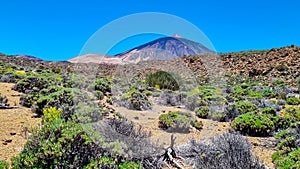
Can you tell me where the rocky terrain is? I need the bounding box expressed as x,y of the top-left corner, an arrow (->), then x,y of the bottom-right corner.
0,45 -> 299,169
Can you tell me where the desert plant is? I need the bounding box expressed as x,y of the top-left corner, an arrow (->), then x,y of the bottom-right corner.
234,101 -> 258,114
210,112 -> 227,122
120,86 -> 151,110
176,132 -> 266,169
262,107 -> 277,116
272,124 -> 300,169
231,113 -> 275,136
42,107 -> 62,123
158,111 -> 194,132
12,120 -> 102,169
0,160 -> 9,169
282,105 -> 300,121
195,106 -> 210,118
146,71 -> 179,91
193,120 -> 203,130
286,97 -> 300,105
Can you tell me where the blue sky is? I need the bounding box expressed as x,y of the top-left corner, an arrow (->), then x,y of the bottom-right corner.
0,0 -> 299,61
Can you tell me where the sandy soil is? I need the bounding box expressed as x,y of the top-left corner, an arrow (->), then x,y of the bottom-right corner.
0,83 -> 41,163
111,100 -> 275,168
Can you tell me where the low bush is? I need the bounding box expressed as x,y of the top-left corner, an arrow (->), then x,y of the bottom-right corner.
159,111 -> 195,132
282,105 -> 300,121
193,120 -> 203,130
286,97 -> 300,105
146,71 -> 179,91
120,86 -> 151,110
0,160 -> 9,169
42,107 -> 62,123
12,120 -> 102,169
231,113 -> 275,136
262,107 -> 277,116
195,106 -> 210,118
176,132 -> 266,169
234,101 -> 258,114
272,124 -> 300,169
210,112 -> 227,122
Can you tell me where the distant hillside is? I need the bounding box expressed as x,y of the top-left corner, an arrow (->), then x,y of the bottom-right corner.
68,54 -> 122,64
13,55 -> 43,61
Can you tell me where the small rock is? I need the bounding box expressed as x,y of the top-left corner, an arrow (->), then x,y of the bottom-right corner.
5,139 -> 12,143
10,132 -> 16,136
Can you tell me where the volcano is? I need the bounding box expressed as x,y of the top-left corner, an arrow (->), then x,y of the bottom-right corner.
68,36 -> 213,64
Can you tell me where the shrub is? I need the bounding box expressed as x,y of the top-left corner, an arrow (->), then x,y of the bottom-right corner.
262,107 -> 277,116
12,120 -> 102,169
42,107 -> 62,123
13,76 -> 51,93
94,118 -> 162,167
235,101 -> 258,114
231,113 -> 275,136
227,101 -> 259,121
282,105 -> 300,121
176,132 -> 266,169
13,70 -> 26,77
118,161 -> 142,169
146,71 -> 179,91
210,112 -> 227,122
272,124 -> 300,169
88,78 -> 111,94
120,86 -> 151,110
0,160 -> 9,169
286,97 -> 300,105
158,111 -> 194,132
193,120 -> 203,130
272,79 -> 286,87
195,106 -> 210,118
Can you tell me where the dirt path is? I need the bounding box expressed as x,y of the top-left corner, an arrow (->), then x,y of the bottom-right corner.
0,83 -> 41,163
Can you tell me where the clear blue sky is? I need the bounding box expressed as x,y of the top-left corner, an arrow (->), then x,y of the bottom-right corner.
0,0 -> 299,61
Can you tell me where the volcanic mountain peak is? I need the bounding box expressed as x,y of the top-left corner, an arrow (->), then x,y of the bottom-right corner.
116,36 -> 213,63
69,36 -> 212,64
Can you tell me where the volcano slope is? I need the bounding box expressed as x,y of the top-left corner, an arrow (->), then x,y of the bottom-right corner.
0,45 -> 299,168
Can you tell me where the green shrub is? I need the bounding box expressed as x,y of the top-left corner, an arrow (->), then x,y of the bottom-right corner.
272,124 -> 300,169
13,70 -> 26,77
118,161 -> 142,169
43,107 -> 62,123
231,113 -> 275,136
195,106 -> 210,118
146,71 -> 179,91
159,111 -> 194,132
247,91 -> 263,99
121,86 -> 151,110
12,120 -> 97,169
0,160 -> 9,169
83,157 -> 115,169
282,105 -> 300,121
88,78 -> 111,94
286,97 -> 300,105
234,101 -> 258,114
210,112 -> 227,122
262,107 -> 277,116
272,79 -> 286,87
262,88 -> 276,98
193,120 -> 204,130
272,148 -> 300,169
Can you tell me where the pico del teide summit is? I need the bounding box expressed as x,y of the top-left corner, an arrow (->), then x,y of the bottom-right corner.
68,34 -> 213,64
